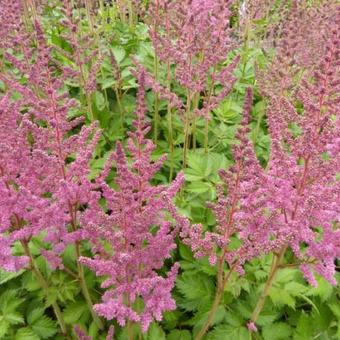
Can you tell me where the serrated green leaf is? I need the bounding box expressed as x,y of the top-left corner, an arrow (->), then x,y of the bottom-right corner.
27,308 -> 44,325
284,282 -> 308,296
31,316 -> 57,339
167,329 -> 192,340
294,313 -> 314,340
22,272 -> 41,292
146,323 -> 166,340
190,306 -> 226,331
269,286 -> 296,308
207,324 -> 249,340
224,311 -> 244,327
262,322 -> 292,340
0,269 -> 24,285
45,287 -> 58,307
15,327 -> 40,340
0,290 -> 24,314
0,319 -> 10,338
273,268 -> 298,284
176,273 -> 214,312
88,321 -> 99,339
102,77 -> 117,89
329,303 -> 340,319
178,243 -> 194,262
5,312 -> 24,325
95,91 -> 105,111
111,46 -> 126,64
63,301 -> 88,324
306,276 -> 333,302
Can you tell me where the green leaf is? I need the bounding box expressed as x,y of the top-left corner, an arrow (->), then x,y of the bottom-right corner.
176,273 -> 214,312
269,286 -> 296,308
5,312 -> 24,325
15,327 -> 40,340
31,316 -> 57,339
27,308 -> 45,325
163,310 -> 182,330
111,46 -> 126,64
262,322 -> 292,340
0,319 -> 10,338
63,301 -> 89,324
178,243 -> 194,262
329,303 -> 340,319
0,290 -> 24,314
27,308 -> 57,339
284,282 -> 308,296
306,276 -> 333,302
294,313 -> 314,340
146,323 -> 166,340
88,321 -> 99,339
22,271 -> 41,292
167,329 -> 192,340
45,287 -> 58,307
101,77 -> 117,89
207,324 -> 249,340
95,91 -> 106,111
191,306 -> 226,331
0,269 -> 24,285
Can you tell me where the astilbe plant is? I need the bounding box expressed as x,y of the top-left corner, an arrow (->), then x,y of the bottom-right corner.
246,2 -> 340,330
182,4 -> 339,333
0,93 -> 51,272
79,70 -> 185,334
258,0 -> 339,98
147,0 -> 239,166
0,17 -> 104,331
180,88 -> 271,339
54,0 -> 104,121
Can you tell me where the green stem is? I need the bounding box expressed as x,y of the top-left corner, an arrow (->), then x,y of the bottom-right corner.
21,241 -> 68,336
127,319 -> 134,340
195,285 -> 223,340
75,242 -> 104,330
204,118 -> 209,154
182,91 -> 192,169
168,105 -> 174,181
128,0 -> 134,29
192,92 -> 200,150
114,86 -> 124,132
153,54 -> 160,143
85,0 -> 94,33
195,263 -> 236,340
250,247 -> 286,326
85,91 -> 94,121
166,60 -> 174,181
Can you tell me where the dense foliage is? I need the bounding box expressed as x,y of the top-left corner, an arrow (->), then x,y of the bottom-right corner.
0,0 -> 339,339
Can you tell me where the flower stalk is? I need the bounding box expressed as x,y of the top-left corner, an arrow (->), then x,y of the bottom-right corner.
21,240 -> 68,336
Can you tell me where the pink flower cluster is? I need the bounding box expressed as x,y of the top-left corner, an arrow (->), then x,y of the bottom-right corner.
149,0 -> 239,119
0,19 -> 100,269
182,1 -> 339,287
0,5 -> 186,331
79,70 -> 185,331
181,88 -> 273,275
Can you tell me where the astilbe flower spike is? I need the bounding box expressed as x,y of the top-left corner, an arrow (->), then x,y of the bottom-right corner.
181,88 -> 268,273
245,2 -> 340,328
79,70 -> 186,332
252,0 -> 340,287
148,0 -> 240,118
146,0 -> 240,166
181,88 -> 271,339
0,94 -> 50,271
150,0 -> 236,96
2,20 -> 101,266
0,14 -> 104,329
